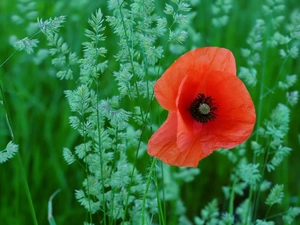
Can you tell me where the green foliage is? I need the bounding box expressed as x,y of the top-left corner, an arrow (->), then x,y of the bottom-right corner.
200,199 -> 219,221
13,37 -> 39,54
238,19 -> 265,86
211,0 -> 232,27
265,184 -> 284,206
173,167 -> 200,182
1,0 -> 300,225
255,219 -> 275,225
38,16 -> 66,37
47,189 -> 61,225
237,163 -> 261,186
0,141 -> 18,164
37,16 -> 78,80
283,207 -> 300,224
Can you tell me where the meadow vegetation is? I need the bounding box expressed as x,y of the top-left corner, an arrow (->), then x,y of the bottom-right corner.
0,0 -> 300,224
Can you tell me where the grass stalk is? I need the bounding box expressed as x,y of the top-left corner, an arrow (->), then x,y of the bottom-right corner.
0,81 -> 38,225
141,158 -> 157,225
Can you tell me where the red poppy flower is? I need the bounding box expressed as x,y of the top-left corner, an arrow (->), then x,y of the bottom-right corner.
148,47 -> 256,167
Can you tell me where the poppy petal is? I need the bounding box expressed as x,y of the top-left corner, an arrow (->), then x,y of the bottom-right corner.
154,47 -> 236,112
195,71 -> 256,152
175,68 -> 255,154
175,74 -> 199,151
147,112 -> 206,167
148,47 -> 256,167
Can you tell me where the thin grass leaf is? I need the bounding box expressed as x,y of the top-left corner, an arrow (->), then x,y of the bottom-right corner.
48,189 -> 61,225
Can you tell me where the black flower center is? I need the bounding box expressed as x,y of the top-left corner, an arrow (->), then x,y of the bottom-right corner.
189,93 -> 218,123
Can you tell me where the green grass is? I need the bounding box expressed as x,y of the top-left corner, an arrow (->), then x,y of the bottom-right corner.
1,0 -> 300,224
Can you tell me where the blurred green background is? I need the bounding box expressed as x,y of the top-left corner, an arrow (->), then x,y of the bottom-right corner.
0,0 -> 299,224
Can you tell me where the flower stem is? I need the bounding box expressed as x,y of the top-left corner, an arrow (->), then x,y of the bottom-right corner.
229,178 -> 237,220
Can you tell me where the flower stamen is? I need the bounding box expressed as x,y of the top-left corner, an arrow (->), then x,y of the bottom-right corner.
199,103 -> 210,114
189,93 -> 218,123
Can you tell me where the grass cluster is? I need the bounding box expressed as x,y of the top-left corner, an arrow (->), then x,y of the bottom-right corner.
0,0 -> 300,224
